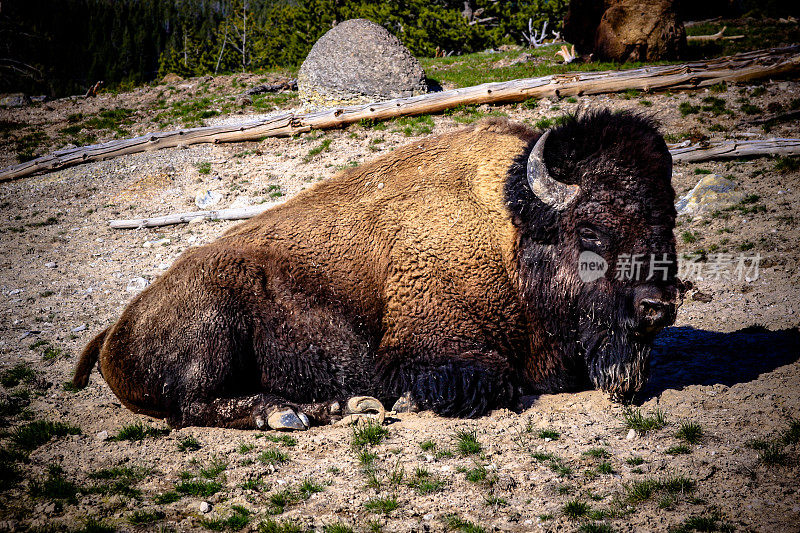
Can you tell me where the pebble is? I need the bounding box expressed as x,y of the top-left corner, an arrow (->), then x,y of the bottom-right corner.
199,501 -> 211,514
626,429 -> 637,440
143,238 -> 171,248
96,431 -> 109,441
195,190 -> 223,209
45,262 -> 57,268
423,514 -> 434,521
126,277 -> 149,293
71,324 -> 87,333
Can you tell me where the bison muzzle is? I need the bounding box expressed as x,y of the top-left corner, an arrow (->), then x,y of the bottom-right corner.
72,110 -> 681,429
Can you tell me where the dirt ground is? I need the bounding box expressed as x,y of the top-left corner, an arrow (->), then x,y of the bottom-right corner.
0,71 -> 799,533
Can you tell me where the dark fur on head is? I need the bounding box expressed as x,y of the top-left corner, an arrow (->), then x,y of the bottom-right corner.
506,110 -> 679,401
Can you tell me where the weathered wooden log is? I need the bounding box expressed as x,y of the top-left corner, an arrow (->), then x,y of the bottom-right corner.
108,138 -> 800,229
2,45 -> 799,183
670,138 -> 800,162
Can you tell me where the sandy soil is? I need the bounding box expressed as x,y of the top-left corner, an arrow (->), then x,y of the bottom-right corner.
0,72 -> 799,533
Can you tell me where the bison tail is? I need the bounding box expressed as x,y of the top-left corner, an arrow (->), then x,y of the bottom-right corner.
72,328 -> 107,388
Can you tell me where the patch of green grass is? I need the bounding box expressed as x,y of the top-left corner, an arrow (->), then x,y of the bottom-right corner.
127,509 -> 165,525
538,429 -> 560,440
639,99 -> 653,107
740,103 -> 762,115
352,420 -> 389,447
153,490 -> 181,504
297,477 -> 324,498
681,230 -> 698,244
88,464 -> 148,497
259,448 -> 289,465
240,476 -> 265,492
583,448 -> 610,458
395,114 -> 434,135
237,442 -> 255,454
531,451 -> 557,462
111,422 -> 169,441
484,494 -> 508,507
0,362 -> 37,387
622,407 -> 668,434
167,98 -> 219,127
443,513 -> 486,533
454,429 -> 481,455
419,439 -> 436,451
29,464 -> 80,502
747,438 -> 788,465
304,138 -> 332,162
323,524 -> 354,533
178,435 -> 202,451
679,102 -> 700,116
463,464 -> 487,483
364,495 -> 399,515
74,518 -> 115,533
357,448 -> 378,467
258,518 -> 308,533
62,381 -> 80,393
784,419 -> 800,445
627,475 -> 695,504
200,505 -> 251,531
676,422 -> 703,444
774,156 -> 800,173
200,456 -> 228,479
11,420 -> 81,451
532,114 -> 570,130
670,513 -> 735,533
694,168 -> 712,175
597,462 -> 613,474
665,445 -> 692,455
563,499 -> 590,519
42,346 -> 64,361
14,129 -> 49,162
83,108 -> 135,135
197,161 -> 212,174
263,434 -> 297,447
175,478 -> 223,497
701,96 -> 731,116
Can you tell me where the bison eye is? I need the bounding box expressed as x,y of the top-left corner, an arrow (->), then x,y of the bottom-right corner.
577,226 -> 607,252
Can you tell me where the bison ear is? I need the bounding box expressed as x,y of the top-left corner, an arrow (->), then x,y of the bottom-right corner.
527,130 -> 580,210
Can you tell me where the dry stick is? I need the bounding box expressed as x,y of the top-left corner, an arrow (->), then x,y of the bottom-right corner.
686,26 -> 745,42
109,138 -> 800,229
2,45 -> 799,183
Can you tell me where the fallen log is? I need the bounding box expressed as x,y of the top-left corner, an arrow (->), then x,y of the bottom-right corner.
109,138 -> 800,229
2,45 -> 799,183
670,138 -> 800,162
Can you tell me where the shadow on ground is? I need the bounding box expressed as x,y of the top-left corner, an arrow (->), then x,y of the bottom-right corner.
642,325 -> 800,399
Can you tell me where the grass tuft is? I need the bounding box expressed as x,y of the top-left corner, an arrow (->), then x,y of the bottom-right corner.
127,509 -> 165,525
352,420 -> 389,447
454,429 -> 481,455
622,407 -> 668,434
364,495 -> 399,515
258,519 -> 307,533
110,421 -> 169,441
562,499 -> 590,519
443,513 -> 486,533
12,420 -> 81,451
175,479 -> 223,497
178,435 -> 202,451
259,448 -> 289,465
675,421 -> 703,444
1,363 -> 37,387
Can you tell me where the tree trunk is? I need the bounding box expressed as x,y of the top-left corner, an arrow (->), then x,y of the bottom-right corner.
2,45 -> 798,183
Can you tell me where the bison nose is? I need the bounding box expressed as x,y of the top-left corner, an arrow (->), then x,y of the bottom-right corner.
633,287 -> 676,334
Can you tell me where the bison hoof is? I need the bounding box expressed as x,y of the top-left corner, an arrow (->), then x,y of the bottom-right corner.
335,396 -> 386,426
392,391 -> 421,414
267,408 -> 310,431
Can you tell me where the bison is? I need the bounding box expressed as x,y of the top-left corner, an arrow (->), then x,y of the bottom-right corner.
72,110 -> 681,430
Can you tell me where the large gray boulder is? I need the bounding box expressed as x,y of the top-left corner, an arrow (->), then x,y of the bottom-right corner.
298,19 -> 427,108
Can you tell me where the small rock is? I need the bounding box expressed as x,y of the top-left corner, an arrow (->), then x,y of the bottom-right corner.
96,430 -> 109,441
162,72 -> 183,84
126,277 -> 149,293
626,429 -> 636,440
195,190 -> 223,209
45,262 -> 57,268
71,324 -> 87,333
143,238 -> 171,248
424,454 -> 434,462
692,290 -> 713,303
423,513 -> 434,521
675,174 -> 744,216
199,501 -> 211,514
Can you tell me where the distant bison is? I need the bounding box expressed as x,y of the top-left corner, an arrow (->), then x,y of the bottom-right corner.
73,111 -> 681,430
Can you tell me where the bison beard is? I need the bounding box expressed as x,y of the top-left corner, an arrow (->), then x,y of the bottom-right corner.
72,110 -> 679,429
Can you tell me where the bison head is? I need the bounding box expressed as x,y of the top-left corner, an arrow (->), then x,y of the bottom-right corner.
507,110 -> 680,402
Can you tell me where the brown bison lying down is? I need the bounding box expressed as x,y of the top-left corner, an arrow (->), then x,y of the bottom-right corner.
73,111 -> 681,430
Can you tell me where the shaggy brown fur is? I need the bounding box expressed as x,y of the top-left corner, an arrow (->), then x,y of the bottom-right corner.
73,113 -> 679,428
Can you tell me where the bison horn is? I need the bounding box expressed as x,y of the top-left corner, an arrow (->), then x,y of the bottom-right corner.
527,130 -> 580,210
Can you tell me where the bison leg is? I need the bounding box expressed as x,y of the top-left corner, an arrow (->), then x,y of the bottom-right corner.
410,357 -> 516,418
